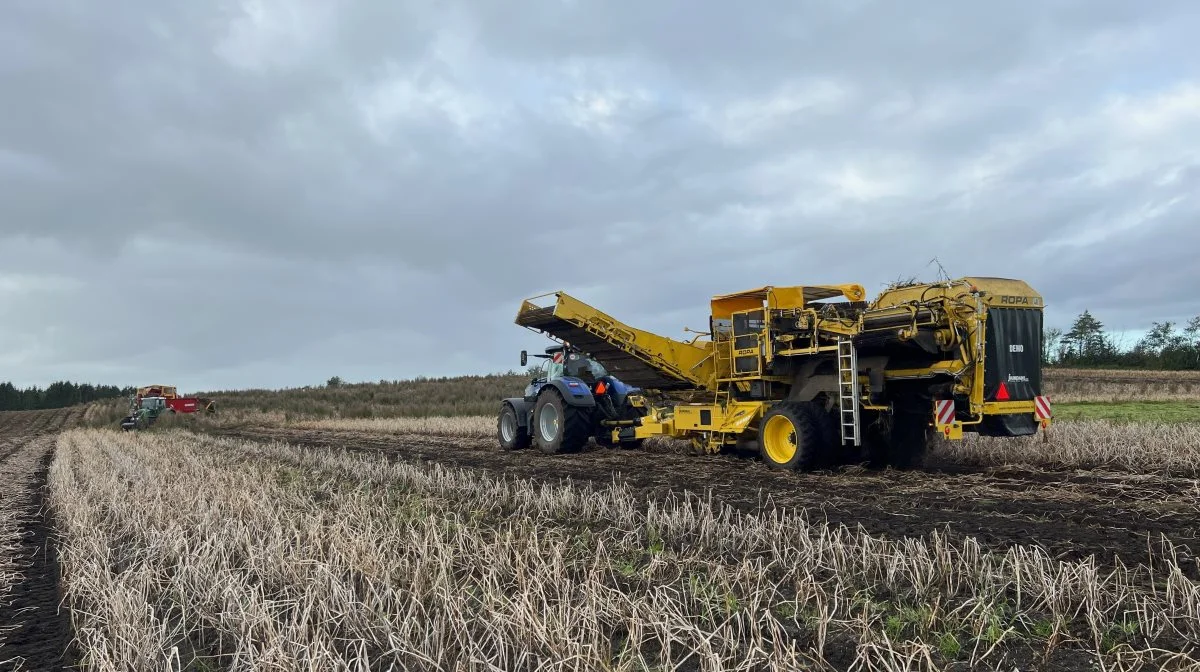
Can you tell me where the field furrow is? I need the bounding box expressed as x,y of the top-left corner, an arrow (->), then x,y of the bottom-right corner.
0,412 -> 77,672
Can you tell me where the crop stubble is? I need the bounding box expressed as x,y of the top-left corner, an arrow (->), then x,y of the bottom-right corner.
212,420 -> 1200,577
48,429 -> 1200,670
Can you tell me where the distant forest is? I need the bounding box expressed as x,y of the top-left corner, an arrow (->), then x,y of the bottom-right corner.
0,381 -> 133,412
1046,311 -> 1200,370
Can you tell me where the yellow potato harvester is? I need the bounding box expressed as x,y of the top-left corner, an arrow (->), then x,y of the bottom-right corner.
498,277 -> 1052,470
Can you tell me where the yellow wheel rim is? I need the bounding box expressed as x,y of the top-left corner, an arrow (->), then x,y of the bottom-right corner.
762,414 -> 797,464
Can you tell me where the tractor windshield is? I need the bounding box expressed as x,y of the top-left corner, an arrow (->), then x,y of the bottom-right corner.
565,353 -> 607,381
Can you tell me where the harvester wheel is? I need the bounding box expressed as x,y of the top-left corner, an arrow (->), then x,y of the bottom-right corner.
887,412 -> 930,469
758,401 -> 822,471
804,402 -> 839,467
532,390 -> 591,454
863,412 -> 929,470
497,403 -> 531,450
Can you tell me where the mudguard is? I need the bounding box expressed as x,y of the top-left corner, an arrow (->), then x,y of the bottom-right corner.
501,397 -> 534,428
545,377 -> 598,407
598,376 -> 635,406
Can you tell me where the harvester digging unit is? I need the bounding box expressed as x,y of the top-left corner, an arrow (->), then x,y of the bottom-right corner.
497,277 -> 1053,470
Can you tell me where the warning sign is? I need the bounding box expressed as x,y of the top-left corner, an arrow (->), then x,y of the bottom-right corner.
1034,395 -> 1052,420
935,399 -> 955,426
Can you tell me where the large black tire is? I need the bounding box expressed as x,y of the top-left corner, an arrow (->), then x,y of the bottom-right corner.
863,412 -> 930,470
758,401 -> 823,471
803,401 -> 839,468
888,412 -> 931,469
532,390 -> 592,454
497,403 -> 531,450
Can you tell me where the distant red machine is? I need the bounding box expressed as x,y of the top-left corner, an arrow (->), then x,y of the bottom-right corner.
135,384 -> 216,414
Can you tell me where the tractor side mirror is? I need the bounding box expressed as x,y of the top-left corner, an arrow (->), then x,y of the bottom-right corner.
520,350 -> 528,367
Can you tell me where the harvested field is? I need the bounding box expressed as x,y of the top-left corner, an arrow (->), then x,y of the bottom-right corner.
209,421 -> 1200,585
0,408 -> 85,671
291,415 -> 495,437
49,428 -> 1200,670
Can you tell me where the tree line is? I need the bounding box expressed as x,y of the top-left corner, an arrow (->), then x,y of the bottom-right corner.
1044,311 -> 1200,370
0,381 -> 133,412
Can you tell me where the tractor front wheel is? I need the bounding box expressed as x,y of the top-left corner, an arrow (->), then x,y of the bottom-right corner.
533,390 -> 591,454
497,403 -> 531,450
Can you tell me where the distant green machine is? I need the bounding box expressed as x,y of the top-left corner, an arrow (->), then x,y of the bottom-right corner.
119,396 -> 168,431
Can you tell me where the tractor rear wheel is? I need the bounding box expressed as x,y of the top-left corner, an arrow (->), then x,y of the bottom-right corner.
533,390 -> 591,454
758,401 -> 822,471
497,403 -> 531,450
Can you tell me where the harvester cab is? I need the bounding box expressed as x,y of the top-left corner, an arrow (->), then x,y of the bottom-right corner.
500,344 -> 646,453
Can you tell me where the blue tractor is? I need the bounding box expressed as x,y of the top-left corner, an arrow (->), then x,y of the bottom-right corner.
497,344 -> 647,453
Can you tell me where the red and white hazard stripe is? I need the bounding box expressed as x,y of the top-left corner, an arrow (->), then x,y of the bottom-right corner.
552,351 -> 563,363
1034,395 -> 1052,420
935,399 -> 955,426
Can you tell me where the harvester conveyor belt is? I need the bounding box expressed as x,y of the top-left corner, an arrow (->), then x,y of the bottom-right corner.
515,294 -> 713,392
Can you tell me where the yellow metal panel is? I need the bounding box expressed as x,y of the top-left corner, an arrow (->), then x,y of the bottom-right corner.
766,286 -> 807,310
669,401 -> 766,433
719,401 -> 765,433
673,405 -> 712,430
711,295 -> 764,320
873,277 -> 1042,310
711,284 -> 867,317
884,361 -> 969,379
982,401 -> 1036,414
936,421 -> 964,440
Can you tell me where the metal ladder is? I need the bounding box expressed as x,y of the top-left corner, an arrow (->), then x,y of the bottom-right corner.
837,337 -> 861,446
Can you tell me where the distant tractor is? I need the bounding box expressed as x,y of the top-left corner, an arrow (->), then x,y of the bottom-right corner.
119,384 -> 216,430
120,395 -> 170,430
498,344 -> 648,453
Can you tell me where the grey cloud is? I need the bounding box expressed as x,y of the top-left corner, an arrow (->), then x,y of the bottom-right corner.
1,0 -> 1198,388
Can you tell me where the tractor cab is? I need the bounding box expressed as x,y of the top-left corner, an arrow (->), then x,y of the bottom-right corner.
521,345 -> 607,386
139,396 -> 168,411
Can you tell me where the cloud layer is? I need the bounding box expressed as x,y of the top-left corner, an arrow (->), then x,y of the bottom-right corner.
2,1 -> 1197,389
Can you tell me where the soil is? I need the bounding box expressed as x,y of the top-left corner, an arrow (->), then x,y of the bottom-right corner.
213,425 -> 1200,576
0,408 -> 83,671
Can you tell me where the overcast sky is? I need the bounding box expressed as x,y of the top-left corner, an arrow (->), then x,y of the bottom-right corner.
1,1 -> 1197,391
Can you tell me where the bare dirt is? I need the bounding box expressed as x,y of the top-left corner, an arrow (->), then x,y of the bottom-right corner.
0,408 -> 83,672
214,425 -> 1200,576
